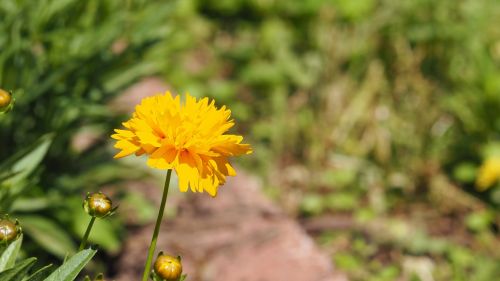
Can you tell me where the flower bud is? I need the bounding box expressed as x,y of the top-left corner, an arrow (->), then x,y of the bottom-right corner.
83,192 -> 114,218
154,254 -> 182,281
0,217 -> 21,245
0,89 -> 12,111
84,273 -> 106,281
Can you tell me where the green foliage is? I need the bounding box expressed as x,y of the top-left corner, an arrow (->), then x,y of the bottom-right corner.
26,264 -> 54,281
44,249 -> 97,281
0,257 -> 38,281
16,215 -> 76,258
0,0 -> 175,262
0,236 -> 23,272
0,237 -> 95,281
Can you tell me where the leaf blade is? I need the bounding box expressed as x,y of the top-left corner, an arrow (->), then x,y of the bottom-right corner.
0,257 -> 37,281
26,264 -> 53,281
0,235 -> 23,272
43,249 -> 96,281
16,215 -> 75,258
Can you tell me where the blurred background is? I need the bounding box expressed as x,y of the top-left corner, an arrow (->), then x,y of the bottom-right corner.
1,0 -> 500,280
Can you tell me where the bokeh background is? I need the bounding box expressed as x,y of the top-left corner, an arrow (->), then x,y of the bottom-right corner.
1,0 -> 500,280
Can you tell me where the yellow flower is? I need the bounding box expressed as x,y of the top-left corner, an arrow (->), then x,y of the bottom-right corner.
476,157 -> 500,191
111,92 -> 252,196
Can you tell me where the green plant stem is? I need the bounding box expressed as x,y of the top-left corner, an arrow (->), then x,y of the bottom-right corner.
79,216 -> 96,251
142,169 -> 173,281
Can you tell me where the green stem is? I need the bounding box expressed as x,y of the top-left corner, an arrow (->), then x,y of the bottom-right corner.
79,216 -> 96,251
142,169 -> 173,281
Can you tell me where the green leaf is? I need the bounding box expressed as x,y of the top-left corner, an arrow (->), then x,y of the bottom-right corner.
10,197 -> 51,213
0,235 -> 23,272
0,134 -> 53,185
465,210 -> 495,232
300,194 -> 324,216
482,142 -> 500,158
43,249 -> 97,281
453,162 -> 478,183
16,215 -> 75,258
103,61 -> 163,93
26,264 -> 53,281
0,257 -> 37,281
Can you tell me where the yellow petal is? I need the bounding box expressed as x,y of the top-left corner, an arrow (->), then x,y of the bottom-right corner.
111,91 -> 252,196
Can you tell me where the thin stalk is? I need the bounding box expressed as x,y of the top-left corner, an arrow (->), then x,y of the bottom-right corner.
142,169 -> 173,281
79,216 -> 96,251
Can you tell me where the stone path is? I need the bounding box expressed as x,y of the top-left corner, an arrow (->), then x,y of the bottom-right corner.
115,173 -> 347,281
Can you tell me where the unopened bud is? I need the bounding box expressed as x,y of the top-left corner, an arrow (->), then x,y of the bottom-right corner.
84,273 -> 106,281
0,89 -> 12,112
0,216 -> 21,245
154,254 -> 183,281
83,192 -> 114,218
